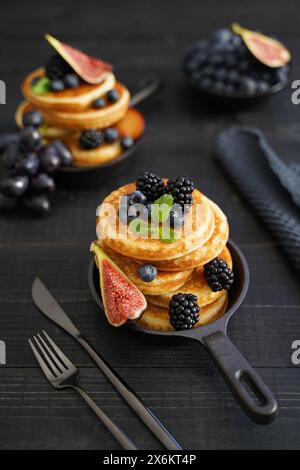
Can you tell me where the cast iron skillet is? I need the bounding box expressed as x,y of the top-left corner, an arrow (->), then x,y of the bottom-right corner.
55,76 -> 165,190
88,239 -> 278,424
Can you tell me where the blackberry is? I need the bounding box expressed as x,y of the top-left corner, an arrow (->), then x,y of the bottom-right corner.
80,129 -> 104,149
204,257 -> 234,292
136,171 -> 166,202
45,54 -> 72,80
167,176 -> 195,208
169,293 -> 200,330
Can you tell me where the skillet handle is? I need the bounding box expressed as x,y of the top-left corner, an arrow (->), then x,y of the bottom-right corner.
130,76 -> 165,107
203,331 -> 278,424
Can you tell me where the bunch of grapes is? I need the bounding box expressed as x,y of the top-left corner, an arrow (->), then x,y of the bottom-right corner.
0,111 -> 73,216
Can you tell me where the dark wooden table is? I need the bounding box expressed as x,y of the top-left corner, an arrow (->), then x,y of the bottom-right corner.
0,0 -> 299,450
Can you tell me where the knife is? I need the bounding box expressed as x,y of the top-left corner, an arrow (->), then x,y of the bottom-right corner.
31,278 -> 182,450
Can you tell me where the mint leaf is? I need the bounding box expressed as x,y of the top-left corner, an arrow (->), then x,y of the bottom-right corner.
32,77 -> 51,95
129,218 -> 151,237
151,193 -> 174,223
158,226 -> 178,244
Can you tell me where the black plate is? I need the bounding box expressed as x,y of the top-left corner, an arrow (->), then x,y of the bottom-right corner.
88,239 -> 278,424
55,76 -> 164,190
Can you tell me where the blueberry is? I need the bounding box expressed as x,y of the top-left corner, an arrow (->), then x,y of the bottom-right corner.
119,196 -> 138,224
15,152 -> 40,176
64,74 -> 80,89
209,54 -> 223,66
51,140 -> 73,166
226,70 -> 240,84
121,136 -> 134,150
19,126 -> 42,152
0,175 -> 29,198
201,66 -> 214,77
184,59 -> 199,75
127,190 -> 147,205
24,194 -> 50,216
223,53 -> 237,68
0,193 -> 17,211
193,51 -> 208,66
200,77 -> 213,90
40,149 -> 61,174
50,79 -> 65,92
213,81 -> 225,94
212,28 -> 233,44
92,98 -> 106,109
138,264 -> 157,282
215,68 -> 227,80
31,173 -> 55,192
241,77 -> 257,95
239,60 -> 250,73
2,143 -> 19,169
107,89 -> 119,103
104,127 -> 119,143
257,80 -> 269,94
168,205 -> 184,228
22,111 -> 44,128
230,35 -> 243,48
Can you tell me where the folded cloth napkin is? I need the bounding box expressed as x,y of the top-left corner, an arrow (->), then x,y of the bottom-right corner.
215,126 -> 300,275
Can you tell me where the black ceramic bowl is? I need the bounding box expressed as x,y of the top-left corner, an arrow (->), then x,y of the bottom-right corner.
185,69 -> 291,107
55,77 -> 164,190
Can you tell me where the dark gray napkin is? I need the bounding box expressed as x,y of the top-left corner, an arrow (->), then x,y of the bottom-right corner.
215,126 -> 300,274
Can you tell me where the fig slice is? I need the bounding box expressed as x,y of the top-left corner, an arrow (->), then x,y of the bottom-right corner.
90,242 -> 147,327
232,23 -> 291,68
45,34 -> 113,84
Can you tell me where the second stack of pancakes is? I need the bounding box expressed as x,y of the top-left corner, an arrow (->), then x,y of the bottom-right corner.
97,182 -> 232,331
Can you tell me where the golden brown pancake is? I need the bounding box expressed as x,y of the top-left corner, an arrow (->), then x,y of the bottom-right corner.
98,241 -> 194,295
142,199 -> 229,271
147,246 -> 232,308
97,184 -> 215,261
15,100 -> 75,141
22,68 -> 116,112
37,82 -> 130,130
67,138 -> 123,167
137,291 -> 228,331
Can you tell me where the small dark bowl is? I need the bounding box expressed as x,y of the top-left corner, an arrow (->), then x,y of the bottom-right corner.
185,68 -> 291,108
55,76 -> 164,190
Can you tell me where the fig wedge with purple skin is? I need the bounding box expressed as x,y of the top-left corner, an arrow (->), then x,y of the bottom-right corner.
232,23 -> 291,68
90,242 -> 147,326
45,34 -> 113,84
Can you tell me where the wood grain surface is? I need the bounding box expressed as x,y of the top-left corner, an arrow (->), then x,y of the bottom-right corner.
0,0 -> 299,450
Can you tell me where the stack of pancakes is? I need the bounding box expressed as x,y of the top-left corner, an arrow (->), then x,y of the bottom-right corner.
15,68 -> 132,167
97,183 -> 231,331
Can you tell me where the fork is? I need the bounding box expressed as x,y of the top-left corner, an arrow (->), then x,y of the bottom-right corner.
28,331 -> 138,450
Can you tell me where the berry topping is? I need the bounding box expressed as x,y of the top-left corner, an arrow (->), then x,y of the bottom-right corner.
19,126 -> 42,152
136,171 -> 166,203
167,176 -> 195,208
92,98 -> 106,109
0,175 -> 29,198
50,79 -> 65,92
107,89 -> 119,103
127,190 -> 147,205
63,73 -> 80,89
31,173 -> 55,193
80,129 -> 104,149
39,146 -> 61,174
168,205 -> 184,228
138,264 -> 157,282
104,127 -> 119,143
45,54 -> 72,80
204,257 -> 234,291
22,111 -> 44,128
121,136 -> 134,150
24,194 -> 51,216
169,293 -> 200,330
